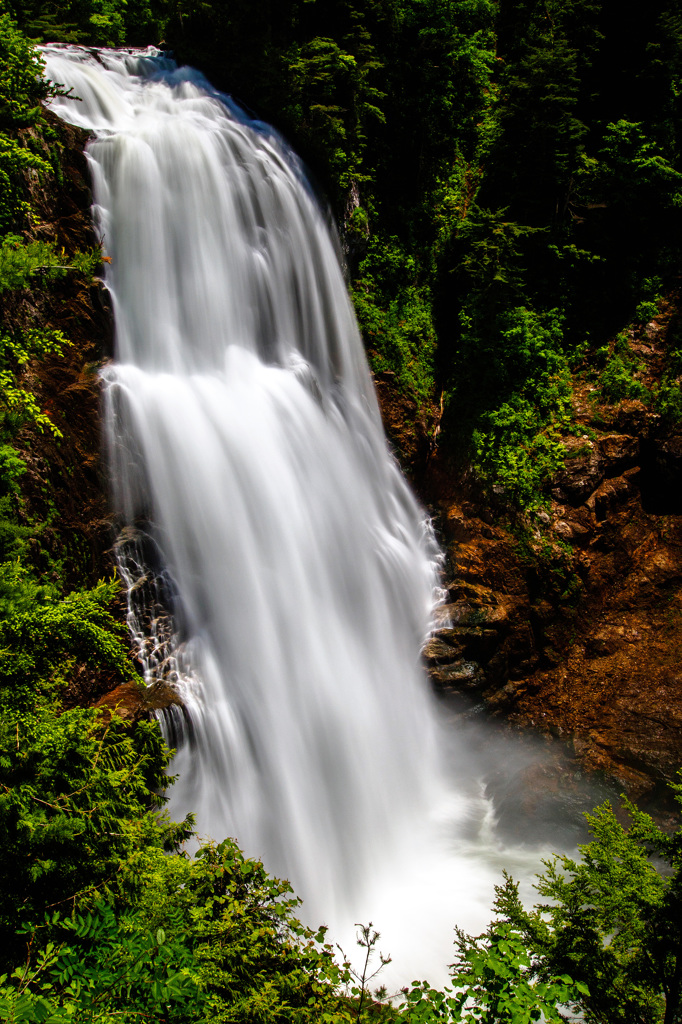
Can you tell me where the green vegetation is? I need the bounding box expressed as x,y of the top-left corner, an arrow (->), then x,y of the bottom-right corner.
494,791 -> 682,1024
402,924 -> 583,1023
2,0 -> 166,47
352,238 -> 437,407
0,10 -> 51,227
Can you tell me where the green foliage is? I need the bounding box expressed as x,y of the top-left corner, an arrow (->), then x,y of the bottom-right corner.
283,30 -> 386,203
6,0 -> 169,48
0,703 -> 186,955
0,577 -> 140,706
401,923 -> 582,1022
176,839 -> 351,1022
0,321 -> 71,441
0,13 -> 51,229
636,300 -> 660,323
0,234 -> 99,293
0,445 -> 25,494
471,400 -> 569,510
654,377 -> 682,422
352,237 -> 436,408
599,353 -> 649,404
0,12 -> 48,130
0,901 -> 199,1023
483,0 -> 600,226
1,838 -> 360,1024
495,787 -> 682,1024
450,306 -> 572,508
377,0 -> 498,233
0,558 -> 55,616
592,119 -> 682,213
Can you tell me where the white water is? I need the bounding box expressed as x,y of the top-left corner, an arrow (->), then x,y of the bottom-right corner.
44,46 -> 553,986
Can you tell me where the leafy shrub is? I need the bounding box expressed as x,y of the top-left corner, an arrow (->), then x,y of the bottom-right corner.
0,13 -> 51,229
0,578 -> 141,708
600,354 -> 649,404
401,923 -> 583,1023
636,300 -> 659,323
495,787 -> 682,1024
1,900 -> 200,1023
353,237 -> 436,408
0,704 -> 187,956
655,378 -> 682,422
452,306 -> 573,507
4,838 -> 357,1023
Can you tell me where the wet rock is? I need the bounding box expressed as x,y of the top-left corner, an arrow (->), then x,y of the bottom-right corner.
436,599 -> 511,627
423,637 -> 461,662
589,472 -> 637,521
436,625 -> 501,650
553,513 -> 592,544
428,659 -> 486,692
485,756 -> 618,847
424,624 -> 504,694
94,680 -> 184,725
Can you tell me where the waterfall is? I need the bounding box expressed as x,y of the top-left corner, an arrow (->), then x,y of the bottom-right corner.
44,44 -> 550,984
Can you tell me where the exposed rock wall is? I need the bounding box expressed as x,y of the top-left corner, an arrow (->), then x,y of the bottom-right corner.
6,111 -> 114,587
395,307 -> 682,807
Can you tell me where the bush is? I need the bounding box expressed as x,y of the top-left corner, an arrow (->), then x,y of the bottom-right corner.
600,354 -> 649,404
495,787 -> 682,1024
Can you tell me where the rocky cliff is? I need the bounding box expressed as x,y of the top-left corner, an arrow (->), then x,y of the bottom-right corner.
383,304 -> 682,810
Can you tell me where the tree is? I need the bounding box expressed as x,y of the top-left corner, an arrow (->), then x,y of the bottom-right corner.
401,922 -> 583,1022
495,788 -> 682,1024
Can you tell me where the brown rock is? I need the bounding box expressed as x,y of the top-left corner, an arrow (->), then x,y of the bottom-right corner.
94,680 -> 184,725
590,474 -> 636,521
552,436 -> 604,504
427,659 -> 485,691
612,400 -> 653,436
599,433 -> 640,466
423,637 -> 461,662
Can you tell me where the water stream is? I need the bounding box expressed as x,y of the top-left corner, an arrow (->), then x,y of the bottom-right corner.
44,45 -> 562,986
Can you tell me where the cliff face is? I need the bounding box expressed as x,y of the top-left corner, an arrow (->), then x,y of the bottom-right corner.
380,304 -> 682,808
7,111 -> 114,586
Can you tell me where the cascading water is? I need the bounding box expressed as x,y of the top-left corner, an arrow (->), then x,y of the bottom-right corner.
44,45 -> 555,984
